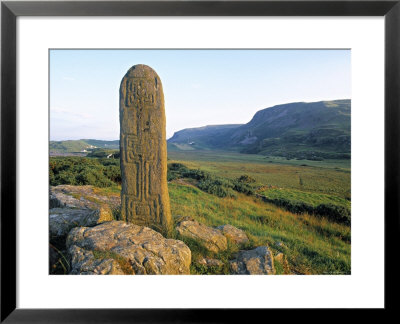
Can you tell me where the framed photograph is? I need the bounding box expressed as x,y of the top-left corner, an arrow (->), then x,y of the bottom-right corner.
1,0 -> 398,321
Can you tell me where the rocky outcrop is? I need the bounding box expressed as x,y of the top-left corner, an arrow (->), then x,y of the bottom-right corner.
175,218 -> 227,253
50,185 -> 120,210
49,185 -> 118,242
216,224 -> 249,245
230,246 -> 275,275
67,221 -> 191,275
50,207 -> 113,239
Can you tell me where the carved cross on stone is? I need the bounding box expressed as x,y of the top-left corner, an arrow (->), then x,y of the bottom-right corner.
119,64 -> 172,235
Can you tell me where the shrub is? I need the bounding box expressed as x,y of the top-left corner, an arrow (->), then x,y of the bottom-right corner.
197,179 -> 236,198
315,204 -> 351,225
232,181 -> 255,195
260,196 -> 350,225
183,169 -> 209,181
167,163 -> 257,198
49,157 -> 121,187
236,175 -> 256,183
167,163 -> 190,181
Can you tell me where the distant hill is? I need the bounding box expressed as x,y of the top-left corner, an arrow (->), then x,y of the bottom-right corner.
50,139 -> 119,154
168,100 -> 351,159
168,124 -> 243,151
83,139 -> 119,149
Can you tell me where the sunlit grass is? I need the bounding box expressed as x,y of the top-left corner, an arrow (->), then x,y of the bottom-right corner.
169,181 -> 350,275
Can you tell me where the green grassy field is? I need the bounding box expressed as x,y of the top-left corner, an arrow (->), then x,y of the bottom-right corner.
166,150 -> 351,274
168,150 -> 350,197
50,150 -> 351,275
259,188 -> 350,209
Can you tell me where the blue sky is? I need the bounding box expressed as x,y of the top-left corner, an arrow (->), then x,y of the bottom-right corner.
50,49 -> 351,140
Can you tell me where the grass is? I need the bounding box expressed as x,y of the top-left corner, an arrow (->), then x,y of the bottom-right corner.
166,151 -> 350,274
258,188 -> 350,209
92,186 -> 121,196
168,150 -> 350,198
50,150 -> 351,275
257,187 -> 351,225
168,181 -> 350,275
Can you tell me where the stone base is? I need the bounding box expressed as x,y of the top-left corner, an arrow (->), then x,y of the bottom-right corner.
67,221 -> 191,275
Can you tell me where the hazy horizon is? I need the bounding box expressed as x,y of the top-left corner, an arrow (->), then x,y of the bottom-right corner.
50,49 -> 351,141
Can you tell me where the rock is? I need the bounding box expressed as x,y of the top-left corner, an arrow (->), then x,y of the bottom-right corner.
67,221 -> 191,275
49,207 -> 113,239
230,246 -> 275,275
216,224 -> 249,245
274,252 -> 285,263
69,245 -> 125,275
196,257 -> 224,268
120,64 -> 172,235
49,185 -> 116,242
50,185 -> 120,210
175,218 -> 227,253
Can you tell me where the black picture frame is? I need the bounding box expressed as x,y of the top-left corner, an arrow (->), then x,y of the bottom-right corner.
1,0 -> 399,322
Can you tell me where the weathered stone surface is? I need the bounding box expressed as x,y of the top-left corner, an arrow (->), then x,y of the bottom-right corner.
120,64 -> 172,235
49,208 -> 113,239
50,185 -> 120,210
69,245 -> 125,275
230,246 -> 276,275
274,252 -> 286,263
175,218 -> 227,253
67,221 -> 191,275
216,224 -> 249,245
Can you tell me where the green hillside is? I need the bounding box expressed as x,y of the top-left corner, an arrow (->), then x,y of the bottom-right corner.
168,124 -> 242,150
50,139 -> 119,154
168,100 -> 351,159
49,140 -> 92,153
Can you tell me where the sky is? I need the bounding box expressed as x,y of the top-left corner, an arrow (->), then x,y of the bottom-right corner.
50,49 -> 351,141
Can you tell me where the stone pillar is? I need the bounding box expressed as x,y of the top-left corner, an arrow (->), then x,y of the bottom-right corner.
119,64 -> 172,235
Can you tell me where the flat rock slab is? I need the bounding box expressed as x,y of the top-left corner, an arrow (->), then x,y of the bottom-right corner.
50,185 -> 120,210
67,221 -> 191,275
216,224 -> 249,245
230,246 -> 276,275
175,218 -> 227,253
49,208 -> 113,239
